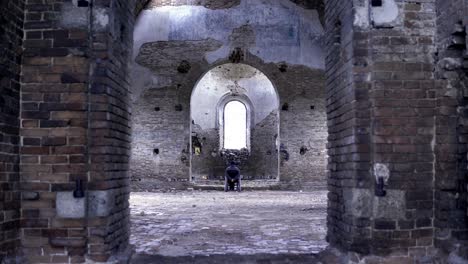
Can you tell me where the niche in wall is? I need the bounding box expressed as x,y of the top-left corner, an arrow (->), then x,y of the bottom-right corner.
190,63 -> 280,181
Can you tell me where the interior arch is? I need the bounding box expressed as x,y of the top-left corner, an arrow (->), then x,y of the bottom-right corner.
190,63 -> 280,182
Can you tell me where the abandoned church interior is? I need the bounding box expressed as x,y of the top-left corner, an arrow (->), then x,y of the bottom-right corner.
0,0 -> 467,263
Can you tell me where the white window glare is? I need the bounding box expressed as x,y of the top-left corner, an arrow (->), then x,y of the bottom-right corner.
224,101 -> 247,149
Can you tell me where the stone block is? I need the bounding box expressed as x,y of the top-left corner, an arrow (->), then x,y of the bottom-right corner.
343,188 -> 372,217
56,191 -> 86,218
87,190 -> 115,217
373,190 -> 406,219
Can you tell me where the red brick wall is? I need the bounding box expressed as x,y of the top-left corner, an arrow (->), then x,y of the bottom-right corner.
325,0 -> 440,257
20,0 -> 90,262
85,0 -> 134,261
19,0 -> 137,262
368,0 -> 437,256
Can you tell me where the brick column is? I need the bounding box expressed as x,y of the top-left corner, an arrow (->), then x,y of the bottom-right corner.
325,0 -> 374,254
84,0 -> 134,261
20,0 -> 90,262
325,0 -> 439,259
20,0 -> 138,262
0,0 -> 24,260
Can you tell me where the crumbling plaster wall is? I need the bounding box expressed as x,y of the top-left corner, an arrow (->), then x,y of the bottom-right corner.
129,0 -> 328,191
434,0 -> 468,259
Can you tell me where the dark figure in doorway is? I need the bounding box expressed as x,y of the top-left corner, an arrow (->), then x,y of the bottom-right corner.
225,162 -> 241,192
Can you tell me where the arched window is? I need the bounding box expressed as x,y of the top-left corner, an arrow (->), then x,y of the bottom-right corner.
223,101 -> 247,149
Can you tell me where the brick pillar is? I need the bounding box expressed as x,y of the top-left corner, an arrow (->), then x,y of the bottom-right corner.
0,0 -> 24,260
325,0 -> 439,258
20,0 -> 137,262
20,0 -> 90,262
368,0 -> 437,256
325,0 -> 374,254
85,0 -> 134,261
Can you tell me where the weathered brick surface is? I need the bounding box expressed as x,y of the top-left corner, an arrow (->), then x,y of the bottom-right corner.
17,0 -> 137,262
368,0 -> 437,256
19,0 -> 91,261
325,0 -> 372,253
434,0 -> 468,258
325,0 -> 444,258
85,0 -> 135,261
0,0 -> 24,260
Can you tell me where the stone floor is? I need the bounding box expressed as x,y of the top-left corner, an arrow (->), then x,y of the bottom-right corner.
129,190 -> 328,263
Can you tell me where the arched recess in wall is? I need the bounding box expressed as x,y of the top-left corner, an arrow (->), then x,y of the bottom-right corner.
190,63 -> 280,182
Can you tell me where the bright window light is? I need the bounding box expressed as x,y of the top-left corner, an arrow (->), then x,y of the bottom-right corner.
224,101 -> 247,149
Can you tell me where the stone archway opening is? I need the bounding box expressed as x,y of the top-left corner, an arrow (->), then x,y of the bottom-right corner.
127,0 -> 330,260
4,0 -> 468,262
190,63 -> 280,185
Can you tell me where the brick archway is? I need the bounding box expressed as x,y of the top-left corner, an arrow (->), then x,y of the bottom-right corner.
0,0 -> 467,263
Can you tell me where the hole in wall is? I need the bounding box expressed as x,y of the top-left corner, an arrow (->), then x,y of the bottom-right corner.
448,21 -> 467,50
120,24 -> 126,42
229,47 -> 244,63
282,103 -> 289,111
177,60 -> 191,73
192,135 -> 202,155
300,146 -> 308,155
154,149 -> 160,155
334,20 -> 342,45
155,107 -> 160,111
175,104 -> 183,111
371,0 -> 383,7
77,0 -> 89,7
310,105 -> 315,110
279,63 -> 288,72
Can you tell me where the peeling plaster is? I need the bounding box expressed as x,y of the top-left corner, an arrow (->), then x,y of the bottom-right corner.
94,8 -> 110,29
130,0 -> 325,103
133,0 -> 324,69
353,4 -> 370,29
60,1 -> 88,28
371,0 -> 399,27
135,39 -> 223,75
